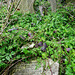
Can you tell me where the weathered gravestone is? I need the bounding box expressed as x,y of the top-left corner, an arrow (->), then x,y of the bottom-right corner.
15,0 -> 35,14
48,0 -> 57,12
8,58 -> 59,75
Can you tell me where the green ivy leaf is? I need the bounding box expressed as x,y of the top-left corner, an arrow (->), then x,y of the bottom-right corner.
42,53 -> 47,59
6,56 -> 10,61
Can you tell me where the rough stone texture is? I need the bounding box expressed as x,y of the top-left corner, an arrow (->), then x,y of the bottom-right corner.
15,0 -> 35,14
21,42 -> 35,49
0,1 -> 3,7
48,0 -> 56,12
8,59 -> 59,75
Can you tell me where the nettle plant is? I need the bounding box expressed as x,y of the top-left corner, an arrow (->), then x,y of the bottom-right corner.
0,3 -> 75,75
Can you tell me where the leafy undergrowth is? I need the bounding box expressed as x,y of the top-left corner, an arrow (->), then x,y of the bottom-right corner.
0,5 -> 75,75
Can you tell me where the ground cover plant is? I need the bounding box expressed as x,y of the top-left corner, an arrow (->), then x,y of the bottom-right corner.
0,1 -> 75,75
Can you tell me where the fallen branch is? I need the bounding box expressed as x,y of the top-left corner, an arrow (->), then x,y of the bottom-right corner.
1,0 -> 21,35
11,0 -> 21,15
39,6 -> 44,16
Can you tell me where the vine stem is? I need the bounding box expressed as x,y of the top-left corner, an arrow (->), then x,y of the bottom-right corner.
47,60 -> 53,75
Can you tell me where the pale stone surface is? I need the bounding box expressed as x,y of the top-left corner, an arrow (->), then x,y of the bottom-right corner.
48,0 -> 56,12
8,59 -> 59,75
15,0 -> 35,14
21,42 -> 35,49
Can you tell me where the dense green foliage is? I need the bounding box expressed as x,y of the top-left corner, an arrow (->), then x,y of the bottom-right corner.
0,1 -> 75,75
